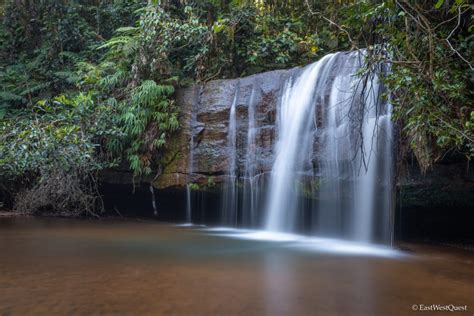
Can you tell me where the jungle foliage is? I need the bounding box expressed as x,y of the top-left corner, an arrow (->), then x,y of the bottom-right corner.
0,0 -> 472,214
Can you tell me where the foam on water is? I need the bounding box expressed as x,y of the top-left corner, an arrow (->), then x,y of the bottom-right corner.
200,227 -> 402,258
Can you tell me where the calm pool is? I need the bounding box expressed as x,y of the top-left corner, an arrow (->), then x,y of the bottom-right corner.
0,217 -> 472,315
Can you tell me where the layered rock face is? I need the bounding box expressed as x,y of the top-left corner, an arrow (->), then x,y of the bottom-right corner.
155,68 -> 296,189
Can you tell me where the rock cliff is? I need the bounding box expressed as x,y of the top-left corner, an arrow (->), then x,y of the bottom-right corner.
154,68 -> 295,189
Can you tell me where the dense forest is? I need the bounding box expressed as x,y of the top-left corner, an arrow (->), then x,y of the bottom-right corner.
0,0 -> 472,215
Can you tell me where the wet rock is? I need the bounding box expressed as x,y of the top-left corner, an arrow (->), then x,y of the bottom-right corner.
153,68 -> 294,189
396,157 -> 474,240
398,159 -> 474,210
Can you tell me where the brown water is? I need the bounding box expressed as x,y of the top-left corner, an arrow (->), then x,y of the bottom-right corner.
0,217 -> 473,316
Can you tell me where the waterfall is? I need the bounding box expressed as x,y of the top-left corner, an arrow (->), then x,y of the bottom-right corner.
263,51 -> 393,243
352,74 -> 380,242
186,51 -> 394,244
185,185 -> 192,222
352,79 -> 394,242
185,107 -> 196,224
221,84 -> 240,225
264,54 -> 338,232
242,84 -> 260,227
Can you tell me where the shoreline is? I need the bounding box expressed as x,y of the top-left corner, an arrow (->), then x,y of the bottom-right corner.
0,210 -> 24,217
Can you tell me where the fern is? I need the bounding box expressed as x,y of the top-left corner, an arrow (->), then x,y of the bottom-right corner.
0,91 -> 23,102
97,36 -> 134,50
19,82 -> 51,97
54,71 -> 80,84
107,79 -> 178,176
131,80 -> 174,108
99,69 -> 129,90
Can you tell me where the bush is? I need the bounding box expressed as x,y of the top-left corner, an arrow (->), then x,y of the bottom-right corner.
0,93 -> 117,214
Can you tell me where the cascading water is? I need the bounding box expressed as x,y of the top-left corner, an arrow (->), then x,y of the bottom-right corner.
185,184 -> 192,223
221,84 -> 240,225
353,73 -> 382,242
185,105 -> 197,224
316,62 -> 348,236
351,76 -> 394,242
241,84 -> 260,227
186,50 -> 394,244
264,54 -> 339,232
263,51 -> 393,243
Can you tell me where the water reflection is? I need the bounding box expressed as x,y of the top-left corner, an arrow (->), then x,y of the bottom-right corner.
263,253 -> 295,316
0,218 -> 473,316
